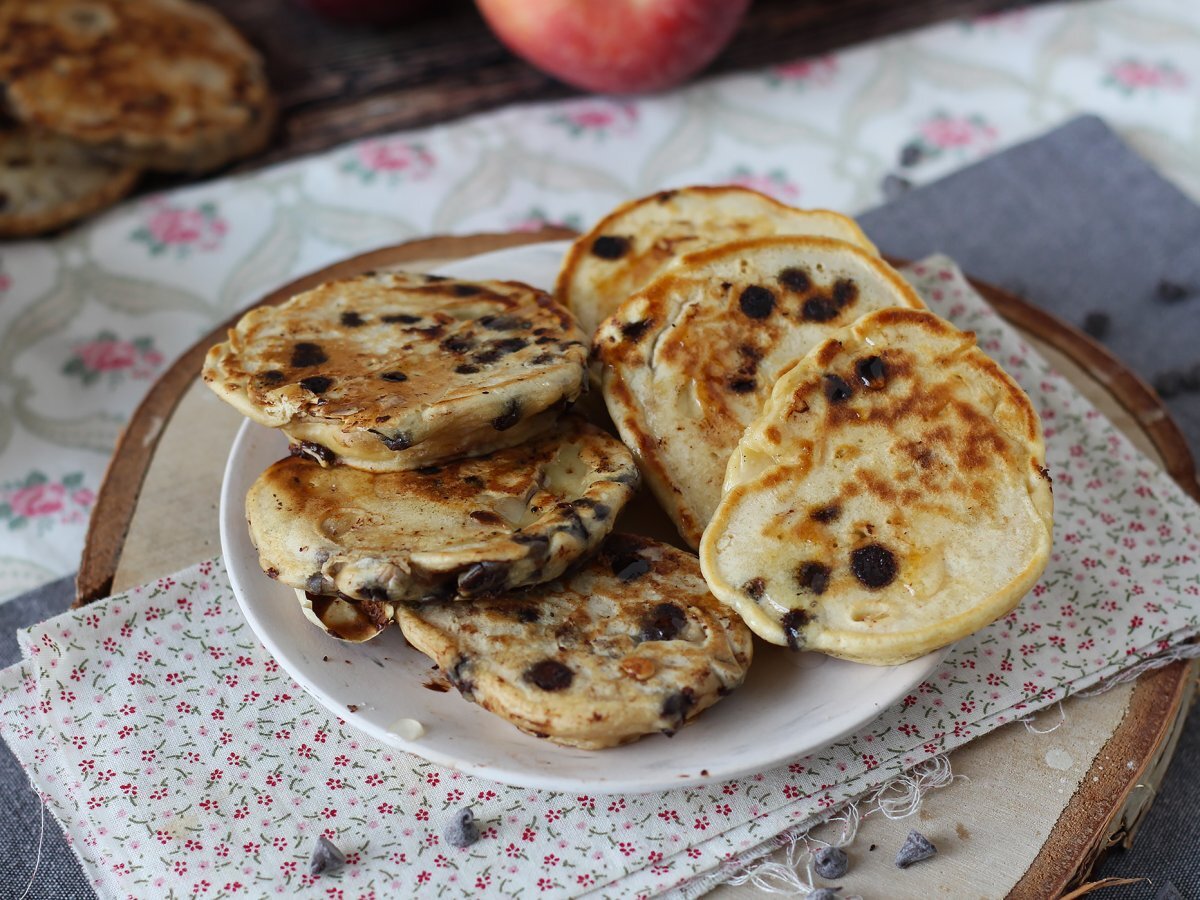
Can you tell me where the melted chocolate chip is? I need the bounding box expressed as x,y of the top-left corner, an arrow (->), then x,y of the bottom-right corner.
851,544 -> 897,589
290,441 -> 336,465
811,504 -> 841,523
291,342 -> 327,367
259,369 -> 285,385
491,398 -> 521,431
479,315 -> 531,331
823,374 -> 853,403
591,503 -> 611,521
524,660 -> 573,691
340,311 -> 365,327
661,688 -> 695,725
743,577 -> 766,600
591,235 -> 630,259
463,474 -> 486,489
451,284 -> 481,296
490,337 -> 528,355
621,319 -> 652,342
516,607 -> 540,623
299,375 -> 333,394
416,465 -> 442,475
382,313 -> 421,324
469,510 -> 506,526
802,296 -> 839,322
855,355 -> 887,389
778,267 -> 810,292
832,279 -> 858,308
455,364 -> 480,374
441,335 -> 474,354
729,377 -> 757,394
781,609 -> 811,651
458,561 -> 508,596
640,603 -> 687,642
796,562 -> 830,595
534,335 -> 556,345
449,657 -> 474,696
530,353 -> 556,365
380,371 -> 408,382
614,557 -> 651,583
738,285 -> 776,319
375,430 -> 413,452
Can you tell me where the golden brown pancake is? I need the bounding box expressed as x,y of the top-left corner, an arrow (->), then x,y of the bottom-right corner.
396,534 -> 753,749
700,308 -> 1054,665
594,236 -> 924,548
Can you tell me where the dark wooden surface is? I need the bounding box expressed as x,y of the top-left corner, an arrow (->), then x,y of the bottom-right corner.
203,0 -> 1044,171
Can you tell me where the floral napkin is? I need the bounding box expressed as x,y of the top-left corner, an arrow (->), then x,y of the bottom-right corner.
2,257 -> 1199,899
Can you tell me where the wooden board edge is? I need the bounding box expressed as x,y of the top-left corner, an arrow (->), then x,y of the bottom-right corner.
74,227 -> 576,606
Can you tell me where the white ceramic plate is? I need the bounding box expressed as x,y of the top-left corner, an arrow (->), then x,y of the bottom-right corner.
220,241 -> 944,794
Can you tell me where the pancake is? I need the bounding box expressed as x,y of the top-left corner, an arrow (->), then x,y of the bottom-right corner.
700,308 -> 1054,665
204,271 -> 589,471
0,128 -> 138,237
0,0 -> 273,173
245,417 -> 638,603
294,589 -> 394,643
396,534 -> 753,749
594,236 -> 925,548
555,186 -> 878,336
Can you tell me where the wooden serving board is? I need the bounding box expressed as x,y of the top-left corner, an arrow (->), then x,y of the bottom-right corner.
76,231 -> 1199,898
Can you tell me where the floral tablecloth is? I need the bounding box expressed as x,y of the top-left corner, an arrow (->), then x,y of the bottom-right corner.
4,254 -> 1200,898
1,0 -> 1199,602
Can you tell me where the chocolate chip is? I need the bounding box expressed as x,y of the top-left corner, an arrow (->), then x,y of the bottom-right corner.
441,335 -> 474,354
340,311 -> 365,327
591,235 -> 630,259
739,285 -> 776,319
472,348 -> 501,364
729,377 -> 757,394
491,398 -> 521,431
291,342 -> 326,367
443,808 -> 480,848
796,562 -> 830,595
590,503 -> 611,521
743,577 -> 766,600
489,337 -> 528,355
895,830 -> 936,868
778,267 -> 810,292
290,440 -> 336,465
811,504 -> 841,523
781,609 -> 810,651
814,846 -> 848,879
530,353 -> 556,365
309,836 -> 346,875
416,465 -> 441,475
479,315 -> 531,331
524,660 -> 573,691
451,284 -> 481,296
640,603 -> 687,642
455,364 -> 480,374
515,607 -> 539,623
615,557 -> 651,583
535,335 -> 556,345
661,688 -> 695,726
463,475 -> 486,489
449,657 -> 474,696
375,430 -> 413,451
851,544 -> 897,589
823,374 -> 853,403
656,190 -> 677,203
621,319 -> 652,341
855,355 -> 887,389
1156,280 -> 1193,304
803,296 -> 839,322
382,313 -> 421,324
469,510 -> 506,526
457,561 -> 508,597
259,369 -> 285,385
299,375 -> 333,394
1082,312 -> 1110,340
832,279 -> 858,308
380,371 -> 408,382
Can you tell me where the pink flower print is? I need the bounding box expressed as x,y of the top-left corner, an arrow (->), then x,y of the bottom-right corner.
769,55 -> 838,87
919,113 -> 997,151
1,470 -> 93,531
63,331 -> 164,386
1106,59 -> 1186,94
550,101 -> 639,138
0,270 -> 11,294
8,481 -> 65,519
345,139 -> 435,183
132,199 -> 227,256
721,166 -> 801,203
507,207 -> 583,234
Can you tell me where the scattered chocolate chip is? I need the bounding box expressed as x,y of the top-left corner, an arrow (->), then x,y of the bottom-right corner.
258,369 -> 285,385
899,142 -> 924,167
340,311 -> 365,327
472,348 -> 501,364
458,561 -> 508,596
615,557 -> 651,582
1156,280 -> 1193,304
895,830 -> 937,869
309,836 -> 346,875
416,465 -> 441,475
479,315 -> 532,331
290,440 -> 336,465
738,285 -> 776,319
832,279 -> 857,308
778,267 -> 810,292
443,808 -> 480,848
640,603 -> 687,642
814,846 -> 848,879
803,296 -> 840,322
1081,311 -> 1110,340
449,657 -> 474,696
781,609 -> 810,651
291,342 -> 326,367
591,235 -> 630,259
380,371 -> 408,382
441,335 -> 474,354
524,659 -> 573,691
621,318 -> 652,341
530,353 -> 556,365
265,567 -> 279,579
882,173 -> 913,202
455,364 -> 480,374
811,504 -> 841,523
851,543 -> 897,589
375,430 -> 413,452
469,510 -> 506,526
491,398 -> 521,431
382,313 -> 421,324
796,562 -> 830,595
743,577 -> 766,600
534,335 -> 556,345
451,284 -> 481,296
729,377 -> 757,394
463,474 -> 486,489
299,375 -> 333,394
490,337 -> 528,355
823,374 -> 854,403
305,574 -> 325,593
656,190 -> 677,203
424,274 -> 447,282
855,355 -> 887,389
516,607 -> 540,623
661,688 -> 696,726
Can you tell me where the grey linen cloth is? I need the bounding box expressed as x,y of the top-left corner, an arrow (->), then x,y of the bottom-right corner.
2,114 -> 1198,898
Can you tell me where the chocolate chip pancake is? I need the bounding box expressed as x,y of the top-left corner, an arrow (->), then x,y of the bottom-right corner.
0,127 -> 138,237
700,308 -> 1054,665
594,236 -> 925,548
245,418 -> 638,604
0,0 -> 273,173
204,272 -> 589,471
396,534 -> 753,749
294,589 -> 394,643
555,186 -> 878,336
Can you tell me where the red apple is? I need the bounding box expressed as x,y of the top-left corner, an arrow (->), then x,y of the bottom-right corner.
475,0 -> 752,95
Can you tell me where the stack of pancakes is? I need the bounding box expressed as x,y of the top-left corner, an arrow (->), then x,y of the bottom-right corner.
205,184 -> 1054,748
0,0 -> 273,237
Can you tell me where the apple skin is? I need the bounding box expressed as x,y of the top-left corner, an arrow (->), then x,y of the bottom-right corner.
475,0 -> 752,95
